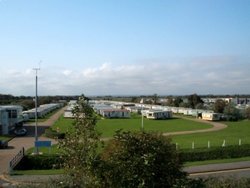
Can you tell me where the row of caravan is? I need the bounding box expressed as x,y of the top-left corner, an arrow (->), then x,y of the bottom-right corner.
94,100 -> 221,121
64,100 -> 221,121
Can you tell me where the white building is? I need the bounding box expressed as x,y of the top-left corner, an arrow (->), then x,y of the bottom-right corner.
0,105 -> 23,135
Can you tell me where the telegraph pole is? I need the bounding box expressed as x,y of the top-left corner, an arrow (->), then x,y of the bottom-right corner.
33,67 -> 40,154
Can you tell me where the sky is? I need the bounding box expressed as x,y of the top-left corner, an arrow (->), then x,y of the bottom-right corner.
0,0 -> 250,96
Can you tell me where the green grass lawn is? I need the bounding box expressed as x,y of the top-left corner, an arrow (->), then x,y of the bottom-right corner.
184,156 -> 250,167
96,116 -> 212,137
52,114 -> 212,138
11,169 -> 64,175
172,120 -> 250,149
51,114 -> 250,149
52,115 -> 75,133
26,144 -> 61,155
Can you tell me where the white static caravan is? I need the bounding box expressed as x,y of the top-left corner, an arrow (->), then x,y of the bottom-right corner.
100,109 -> 130,118
145,110 -> 172,120
64,100 -> 77,118
202,112 -> 220,121
23,103 -> 63,119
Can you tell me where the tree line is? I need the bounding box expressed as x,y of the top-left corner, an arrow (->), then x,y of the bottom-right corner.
0,94 -> 79,110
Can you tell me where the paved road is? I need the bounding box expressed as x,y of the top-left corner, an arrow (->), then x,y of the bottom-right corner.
185,161 -> 250,179
0,107 -> 66,175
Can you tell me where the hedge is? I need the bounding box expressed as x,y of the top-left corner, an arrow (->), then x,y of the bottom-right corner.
45,128 -> 65,139
179,144 -> 250,162
14,154 -> 63,170
14,145 -> 250,170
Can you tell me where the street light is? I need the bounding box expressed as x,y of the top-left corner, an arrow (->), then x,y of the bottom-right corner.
33,67 -> 40,154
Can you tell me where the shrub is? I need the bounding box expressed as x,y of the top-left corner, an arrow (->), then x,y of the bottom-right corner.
180,144 -> 250,162
45,128 -> 65,139
97,131 -> 187,188
14,154 -> 63,170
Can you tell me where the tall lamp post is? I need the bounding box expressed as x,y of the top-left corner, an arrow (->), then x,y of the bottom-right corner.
140,98 -> 144,131
33,67 -> 40,154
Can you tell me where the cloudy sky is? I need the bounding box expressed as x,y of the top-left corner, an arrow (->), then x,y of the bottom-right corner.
0,0 -> 250,96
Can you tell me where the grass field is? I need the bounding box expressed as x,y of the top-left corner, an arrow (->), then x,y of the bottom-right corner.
51,114 -> 250,149
172,120 -> 250,149
52,114 -> 213,138
26,144 -> 61,155
184,156 -> 250,167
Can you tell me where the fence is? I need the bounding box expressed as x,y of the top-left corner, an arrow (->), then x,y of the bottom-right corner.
9,147 -> 25,173
176,138 -> 243,150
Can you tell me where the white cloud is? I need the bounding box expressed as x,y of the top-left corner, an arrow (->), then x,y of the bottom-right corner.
0,56 -> 249,96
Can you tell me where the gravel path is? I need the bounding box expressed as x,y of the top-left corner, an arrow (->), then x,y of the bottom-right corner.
163,116 -> 227,136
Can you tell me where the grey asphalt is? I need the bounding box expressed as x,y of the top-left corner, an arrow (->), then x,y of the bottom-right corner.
184,161 -> 250,174
185,161 -> 250,179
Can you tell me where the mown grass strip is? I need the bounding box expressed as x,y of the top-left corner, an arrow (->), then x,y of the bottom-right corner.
11,169 -> 64,175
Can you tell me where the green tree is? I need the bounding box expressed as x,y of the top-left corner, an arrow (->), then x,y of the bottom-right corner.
152,93 -> 158,104
18,99 -> 35,110
166,97 -> 174,106
195,103 -> 205,109
98,131 -> 187,188
131,96 -> 138,103
188,94 -> 203,109
224,102 -> 240,120
59,95 -> 101,187
213,99 -> 226,113
245,107 -> 250,120
174,96 -> 183,107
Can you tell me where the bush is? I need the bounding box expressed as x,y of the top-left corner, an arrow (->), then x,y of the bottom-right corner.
14,154 -> 63,170
180,144 -> 250,162
96,131 -> 187,188
45,128 -> 65,139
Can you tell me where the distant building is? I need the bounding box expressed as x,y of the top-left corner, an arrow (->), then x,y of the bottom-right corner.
0,105 -> 23,135
233,98 -> 250,105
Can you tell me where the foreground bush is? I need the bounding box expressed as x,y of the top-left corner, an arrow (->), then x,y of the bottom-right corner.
95,131 -> 187,188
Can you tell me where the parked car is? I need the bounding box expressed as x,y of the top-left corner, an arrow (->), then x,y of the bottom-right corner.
0,140 -> 8,149
14,128 -> 27,136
